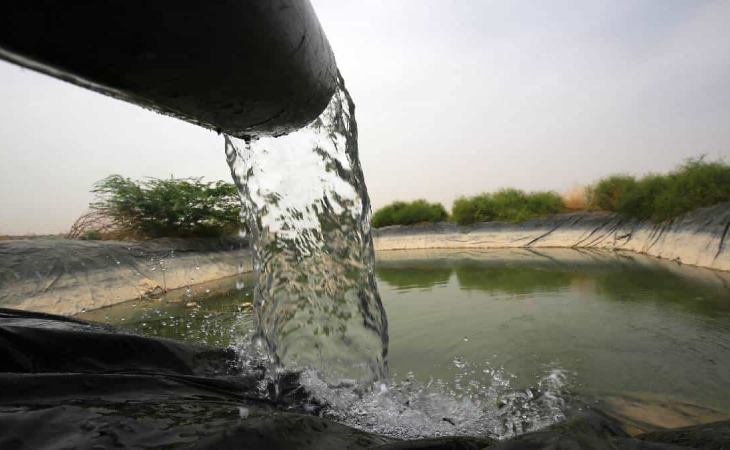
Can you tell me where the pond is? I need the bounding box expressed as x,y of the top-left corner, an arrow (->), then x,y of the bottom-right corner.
78,248 -> 730,435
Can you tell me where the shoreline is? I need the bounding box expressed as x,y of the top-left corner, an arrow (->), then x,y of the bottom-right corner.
4,201 -> 729,316
373,201 -> 730,273
0,237 -> 251,316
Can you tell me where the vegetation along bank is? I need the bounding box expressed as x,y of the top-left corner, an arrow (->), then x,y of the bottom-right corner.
372,157 -> 730,272
372,156 -> 730,227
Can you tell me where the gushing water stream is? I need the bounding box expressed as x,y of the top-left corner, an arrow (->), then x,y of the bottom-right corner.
224,73 -> 388,386
222,73 -> 567,439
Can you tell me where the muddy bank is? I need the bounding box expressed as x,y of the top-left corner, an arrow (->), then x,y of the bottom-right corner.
373,202 -> 730,273
0,237 -> 251,315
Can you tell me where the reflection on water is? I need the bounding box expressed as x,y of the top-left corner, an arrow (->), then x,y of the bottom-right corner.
454,265 -> 572,295
594,268 -> 730,316
377,249 -> 730,413
375,266 -> 453,291
375,249 -> 730,315
79,248 -> 730,435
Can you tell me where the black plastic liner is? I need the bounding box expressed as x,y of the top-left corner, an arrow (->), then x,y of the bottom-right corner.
0,308 -> 393,449
0,308 -> 726,449
0,237 -> 250,316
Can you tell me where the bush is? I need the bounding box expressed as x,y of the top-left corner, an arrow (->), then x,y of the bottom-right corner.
371,200 -> 448,228
87,175 -> 242,239
83,230 -> 102,240
451,188 -> 564,225
587,156 -> 730,221
652,157 -> 730,221
613,174 -> 668,220
586,175 -> 637,212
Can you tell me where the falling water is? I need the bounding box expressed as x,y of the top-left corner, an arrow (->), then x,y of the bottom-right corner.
224,73 -> 388,386
221,74 -> 567,439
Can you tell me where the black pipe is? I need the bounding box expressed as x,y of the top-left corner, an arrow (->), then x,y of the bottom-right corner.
0,0 -> 337,137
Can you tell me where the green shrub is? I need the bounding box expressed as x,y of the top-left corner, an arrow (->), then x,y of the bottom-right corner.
83,230 -> 102,240
371,199 -> 448,228
587,156 -> 730,221
89,175 -> 241,239
586,175 -> 637,212
451,189 -> 564,225
613,174 -> 668,220
652,157 -> 730,221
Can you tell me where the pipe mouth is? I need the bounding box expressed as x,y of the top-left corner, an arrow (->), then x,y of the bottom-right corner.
0,0 -> 338,137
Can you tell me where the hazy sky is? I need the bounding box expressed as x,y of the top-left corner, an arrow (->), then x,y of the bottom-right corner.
2,0 -> 729,235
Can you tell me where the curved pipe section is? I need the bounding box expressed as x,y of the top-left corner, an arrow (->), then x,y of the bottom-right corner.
0,0 -> 337,137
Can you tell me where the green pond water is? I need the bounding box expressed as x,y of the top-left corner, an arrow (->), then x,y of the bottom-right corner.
79,248 -> 730,419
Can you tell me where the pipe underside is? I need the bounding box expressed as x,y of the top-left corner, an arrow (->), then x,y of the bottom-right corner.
0,0 -> 338,137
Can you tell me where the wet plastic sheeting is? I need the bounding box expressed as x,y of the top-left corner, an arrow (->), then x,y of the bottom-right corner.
0,308 -> 727,449
0,308 -> 392,449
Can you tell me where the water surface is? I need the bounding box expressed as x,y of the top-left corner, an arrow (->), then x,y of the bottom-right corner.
376,249 -> 730,412
80,248 -> 730,436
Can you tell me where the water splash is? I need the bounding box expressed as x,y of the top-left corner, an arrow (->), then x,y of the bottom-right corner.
224,73 -> 388,386
226,333 -> 567,441
297,358 -> 568,440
